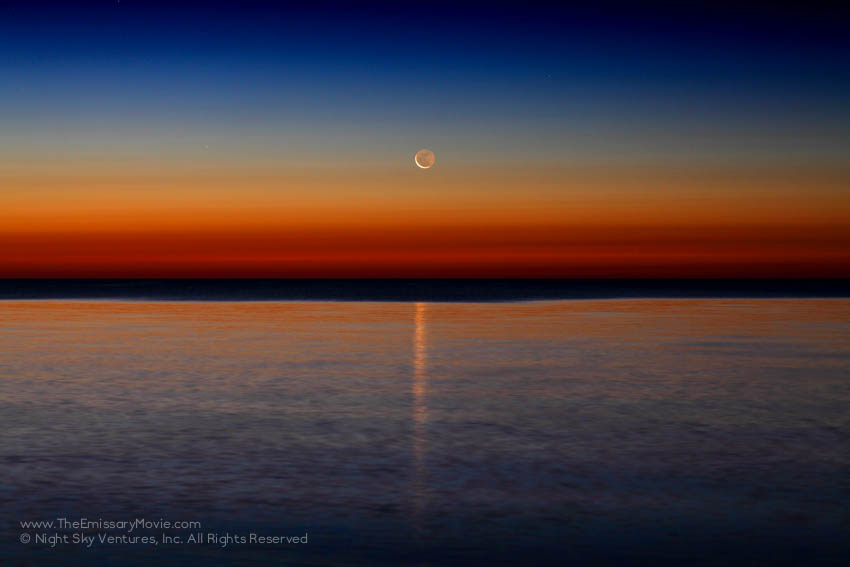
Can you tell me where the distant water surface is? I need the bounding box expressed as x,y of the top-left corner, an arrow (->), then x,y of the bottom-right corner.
0,300 -> 848,565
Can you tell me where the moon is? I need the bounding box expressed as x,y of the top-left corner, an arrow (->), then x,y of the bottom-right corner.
414,149 -> 435,169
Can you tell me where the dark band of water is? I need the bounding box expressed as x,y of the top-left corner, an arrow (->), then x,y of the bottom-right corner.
0,278 -> 849,301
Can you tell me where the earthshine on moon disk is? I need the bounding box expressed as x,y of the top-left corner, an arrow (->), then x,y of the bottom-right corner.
414,149 -> 435,169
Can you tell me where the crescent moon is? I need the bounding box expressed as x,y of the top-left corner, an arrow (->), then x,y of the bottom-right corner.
414,149 -> 435,169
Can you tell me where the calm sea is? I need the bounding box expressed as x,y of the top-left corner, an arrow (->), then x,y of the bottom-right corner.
1,299 -> 848,565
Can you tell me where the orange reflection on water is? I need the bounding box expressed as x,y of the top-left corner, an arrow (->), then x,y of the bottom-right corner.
413,302 -> 428,426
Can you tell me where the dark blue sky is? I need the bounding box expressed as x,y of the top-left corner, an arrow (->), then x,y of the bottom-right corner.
2,1 -> 848,166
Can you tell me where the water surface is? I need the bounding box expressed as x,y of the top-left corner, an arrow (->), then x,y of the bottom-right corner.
1,300 -> 848,565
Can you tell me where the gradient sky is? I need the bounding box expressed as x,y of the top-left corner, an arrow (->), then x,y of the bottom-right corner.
2,1 -> 849,277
